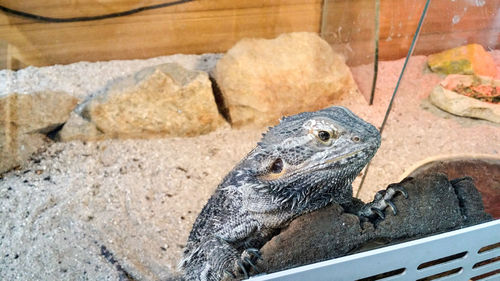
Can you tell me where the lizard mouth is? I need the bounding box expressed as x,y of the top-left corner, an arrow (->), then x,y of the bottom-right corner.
324,149 -> 363,164
288,149 -> 365,177
261,147 -> 371,182
303,149 -> 364,175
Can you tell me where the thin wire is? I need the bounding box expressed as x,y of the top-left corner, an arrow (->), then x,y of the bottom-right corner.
368,0 -> 380,106
356,0 -> 432,198
0,0 -> 194,23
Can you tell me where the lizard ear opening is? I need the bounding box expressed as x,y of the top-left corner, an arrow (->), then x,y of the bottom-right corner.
258,158 -> 286,181
270,158 -> 283,174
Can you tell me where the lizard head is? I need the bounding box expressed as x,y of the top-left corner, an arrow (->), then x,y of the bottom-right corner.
242,106 -> 381,212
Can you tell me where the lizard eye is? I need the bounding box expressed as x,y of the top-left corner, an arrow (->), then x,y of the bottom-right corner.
270,158 -> 283,174
317,131 -> 330,142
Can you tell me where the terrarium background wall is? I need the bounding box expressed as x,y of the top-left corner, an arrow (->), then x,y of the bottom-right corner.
1,0 -> 498,70
410,0 -> 500,56
0,0 -> 323,68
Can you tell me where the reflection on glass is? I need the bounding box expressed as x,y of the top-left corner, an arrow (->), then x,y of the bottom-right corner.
321,0 -> 380,103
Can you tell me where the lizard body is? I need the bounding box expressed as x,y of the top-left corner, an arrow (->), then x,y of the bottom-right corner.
180,106 -> 384,280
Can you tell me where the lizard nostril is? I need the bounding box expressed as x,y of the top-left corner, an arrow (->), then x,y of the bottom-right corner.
352,136 -> 361,142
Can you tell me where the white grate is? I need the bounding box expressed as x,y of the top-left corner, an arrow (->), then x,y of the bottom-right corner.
250,220 -> 500,281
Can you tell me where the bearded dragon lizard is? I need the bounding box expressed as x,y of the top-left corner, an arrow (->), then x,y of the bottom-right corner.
179,106 -> 407,280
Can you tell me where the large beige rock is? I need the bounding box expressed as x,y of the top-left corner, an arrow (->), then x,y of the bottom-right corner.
81,63 -> 225,138
214,32 -> 359,127
429,75 -> 500,123
0,91 -> 78,173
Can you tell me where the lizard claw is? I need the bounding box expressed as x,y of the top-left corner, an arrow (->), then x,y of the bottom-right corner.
226,248 -> 262,279
370,207 -> 386,220
244,257 -> 260,273
237,260 -> 249,278
223,269 -> 236,279
386,183 -> 409,199
385,199 -> 398,215
358,178 -> 411,222
245,248 -> 263,261
240,248 -> 262,276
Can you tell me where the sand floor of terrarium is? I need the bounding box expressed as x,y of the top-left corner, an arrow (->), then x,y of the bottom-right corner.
0,54 -> 499,280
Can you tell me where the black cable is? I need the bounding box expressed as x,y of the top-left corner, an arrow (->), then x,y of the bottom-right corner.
368,0 -> 380,106
0,0 -> 194,23
356,0 -> 431,198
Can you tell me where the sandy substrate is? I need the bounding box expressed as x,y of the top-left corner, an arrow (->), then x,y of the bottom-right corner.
1,52 -> 499,280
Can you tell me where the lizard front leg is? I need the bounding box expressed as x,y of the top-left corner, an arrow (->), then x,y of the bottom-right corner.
182,236 -> 240,281
358,177 -> 411,222
215,221 -> 263,280
182,221 -> 262,281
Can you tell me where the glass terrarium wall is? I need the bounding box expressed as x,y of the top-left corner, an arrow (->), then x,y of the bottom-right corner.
411,0 -> 499,57
0,1 -> 499,280
320,0 -> 431,103
358,0 -> 500,211
321,0 -> 380,102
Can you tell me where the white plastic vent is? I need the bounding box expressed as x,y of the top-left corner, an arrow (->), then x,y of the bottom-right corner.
250,220 -> 500,281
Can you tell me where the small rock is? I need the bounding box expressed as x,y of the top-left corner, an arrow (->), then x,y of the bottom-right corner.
57,112 -> 103,141
0,91 -> 78,173
427,44 -> 498,77
81,63 -> 226,138
0,134 -> 47,174
214,32 -> 360,127
429,75 -> 500,123
0,91 -> 79,134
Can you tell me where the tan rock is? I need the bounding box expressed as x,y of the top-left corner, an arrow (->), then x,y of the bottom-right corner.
427,44 -> 498,77
0,133 -> 47,173
56,112 -> 103,142
0,91 -> 79,134
0,91 -> 78,173
82,63 -> 225,138
214,32 -> 359,127
429,75 -> 500,123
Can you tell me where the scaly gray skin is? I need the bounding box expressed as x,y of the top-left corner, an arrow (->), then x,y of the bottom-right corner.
180,106 -> 397,281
